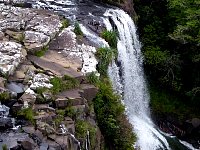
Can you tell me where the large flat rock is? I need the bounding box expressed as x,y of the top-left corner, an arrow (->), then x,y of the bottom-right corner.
28,55 -> 83,78
56,89 -> 85,108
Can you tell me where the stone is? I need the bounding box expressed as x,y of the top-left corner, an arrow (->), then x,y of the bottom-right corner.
191,118 -> 200,128
29,73 -> 53,90
29,55 -> 83,79
0,117 -> 12,130
6,82 -> 24,94
55,98 -> 68,109
0,31 -> 4,40
5,30 -> 24,42
26,9 -> 61,38
43,50 -> 82,75
19,93 -> 36,106
0,132 -> 29,150
37,121 -> 55,135
24,31 -> 50,51
40,143 -> 49,150
0,41 -> 26,76
46,140 -> 61,150
20,138 -> 36,150
57,89 -> 85,106
48,135 -> 68,149
49,27 -> 98,74
0,77 -> 6,88
80,84 -> 98,102
33,105 -> 56,122
64,117 -> 75,134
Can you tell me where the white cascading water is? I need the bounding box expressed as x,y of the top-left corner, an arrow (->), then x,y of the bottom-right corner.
104,9 -> 170,150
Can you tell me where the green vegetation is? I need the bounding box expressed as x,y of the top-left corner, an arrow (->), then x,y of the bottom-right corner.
149,86 -> 196,121
74,22 -> 83,36
35,45 -> 48,57
75,120 -> 97,149
35,87 -> 53,104
65,107 -> 76,119
17,107 -> 35,124
134,0 -> 200,117
86,72 -> 99,85
54,109 -> 65,126
2,144 -> 8,150
17,32 -> 25,43
93,27 -> 136,149
95,47 -> 116,77
0,91 -> 10,103
94,79 -> 136,149
50,75 -> 79,94
101,30 -> 118,49
61,19 -> 69,30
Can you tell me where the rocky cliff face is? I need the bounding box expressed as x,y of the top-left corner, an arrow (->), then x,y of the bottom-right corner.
0,2 -> 103,149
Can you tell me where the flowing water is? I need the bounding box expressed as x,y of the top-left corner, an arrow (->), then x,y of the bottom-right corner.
3,0 -> 198,149
104,9 -> 198,150
104,9 -> 170,150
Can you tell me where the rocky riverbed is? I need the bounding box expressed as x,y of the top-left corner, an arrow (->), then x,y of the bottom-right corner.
0,2 -> 103,149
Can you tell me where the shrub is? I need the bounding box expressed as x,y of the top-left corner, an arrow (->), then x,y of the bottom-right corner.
65,107 -> 76,119
53,109 -> 65,126
86,72 -> 99,85
74,22 -> 83,36
101,30 -> 118,49
50,75 -> 79,94
94,80 -> 136,149
95,47 -> 116,77
17,108 -> 35,124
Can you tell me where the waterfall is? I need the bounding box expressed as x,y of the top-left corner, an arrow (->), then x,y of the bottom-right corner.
104,9 -> 170,150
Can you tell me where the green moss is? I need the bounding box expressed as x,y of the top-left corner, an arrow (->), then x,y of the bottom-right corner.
50,75 -> 79,94
17,107 -> 35,124
61,19 -> 69,30
0,92 -> 10,103
101,30 -> 118,49
74,22 -> 83,36
13,3 -> 26,8
17,32 -> 25,43
2,144 -> 8,150
35,46 -> 48,57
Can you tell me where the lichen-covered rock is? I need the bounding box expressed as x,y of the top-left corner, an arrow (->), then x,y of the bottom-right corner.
24,31 -> 50,50
0,3 -> 62,53
49,27 -> 98,74
29,73 -> 53,90
0,41 -> 26,76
